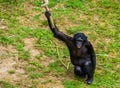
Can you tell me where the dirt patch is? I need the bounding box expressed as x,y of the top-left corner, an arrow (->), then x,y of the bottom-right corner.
37,76 -> 64,88
0,45 -> 7,58
24,38 -> 54,67
23,38 -> 64,87
0,44 -> 17,59
40,55 -> 54,67
0,56 -> 27,83
0,45 -> 28,84
0,19 -> 8,30
17,2 -> 43,29
24,38 -> 40,57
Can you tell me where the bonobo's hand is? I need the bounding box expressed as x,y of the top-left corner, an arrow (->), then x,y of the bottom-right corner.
45,11 -> 51,18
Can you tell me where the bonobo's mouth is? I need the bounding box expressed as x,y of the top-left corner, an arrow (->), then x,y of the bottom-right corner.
76,42 -> 82,49
77,46 -> 81,49
77,46 -> 81,48
76,44 -> 82,48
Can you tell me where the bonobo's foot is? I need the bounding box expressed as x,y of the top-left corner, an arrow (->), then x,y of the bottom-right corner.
85,78 -> 93,84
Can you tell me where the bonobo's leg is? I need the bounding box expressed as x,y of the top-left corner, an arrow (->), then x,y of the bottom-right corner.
83,61 -> 93,84
74,66 -> 85,77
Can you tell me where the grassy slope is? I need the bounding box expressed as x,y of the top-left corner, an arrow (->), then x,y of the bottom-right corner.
0,0 -> 120,88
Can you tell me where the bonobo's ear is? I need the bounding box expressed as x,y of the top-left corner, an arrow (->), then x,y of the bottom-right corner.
83,34 -> 87,41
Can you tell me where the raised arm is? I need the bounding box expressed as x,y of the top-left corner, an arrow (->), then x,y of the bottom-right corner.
45,11 -> 72,43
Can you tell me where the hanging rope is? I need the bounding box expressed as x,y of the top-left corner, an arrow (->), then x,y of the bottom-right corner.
41,0 -> 49,11
41,0 -> 55,28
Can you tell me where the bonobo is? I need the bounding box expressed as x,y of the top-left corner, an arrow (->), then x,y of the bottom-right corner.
45,11 -> 96,84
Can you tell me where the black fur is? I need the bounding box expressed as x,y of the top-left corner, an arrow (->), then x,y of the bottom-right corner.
45,11 -> 96,84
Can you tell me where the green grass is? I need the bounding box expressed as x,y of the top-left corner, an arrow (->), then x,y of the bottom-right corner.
8,70 -> 15,74
67,25 -> 86,34
18,50 -> 30,61
16,43 -> 24,51
29,72 -> 45,79
0,0 -> 120,87
63,80 -> 76,88
29,60 -> 43,69
0,81 -> 18,88
50,61 -> 66,73
64,0 -> 88,10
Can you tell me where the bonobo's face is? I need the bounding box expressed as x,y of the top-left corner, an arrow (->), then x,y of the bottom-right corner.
73,33 -> 87,49
75,37 -> 83,48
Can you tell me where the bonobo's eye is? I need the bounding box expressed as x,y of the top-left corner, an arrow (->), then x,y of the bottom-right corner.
76,40 -> 82,43
77,37 -> 83,42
